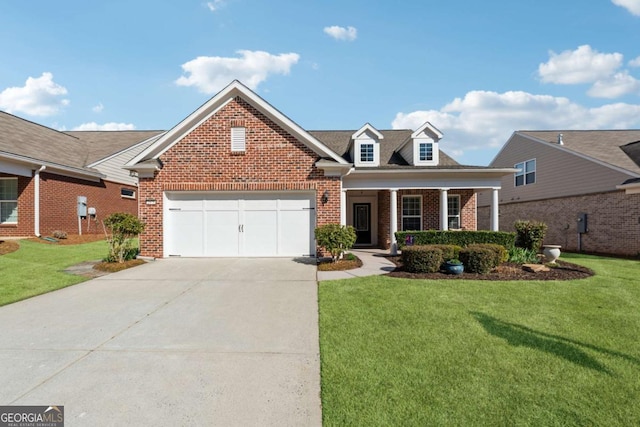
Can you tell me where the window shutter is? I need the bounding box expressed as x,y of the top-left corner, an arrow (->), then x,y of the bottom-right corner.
231,127 -> 246,152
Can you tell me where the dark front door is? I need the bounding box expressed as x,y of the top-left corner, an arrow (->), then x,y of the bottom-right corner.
353,203 -> 371,244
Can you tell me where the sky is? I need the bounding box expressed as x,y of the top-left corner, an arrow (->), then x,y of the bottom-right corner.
1,0 -> 640,165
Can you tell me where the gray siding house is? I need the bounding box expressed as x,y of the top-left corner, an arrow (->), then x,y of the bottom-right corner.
478,130 -> 640,256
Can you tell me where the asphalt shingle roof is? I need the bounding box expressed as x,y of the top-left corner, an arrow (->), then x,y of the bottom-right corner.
66,130 -> 164,164
519,130 -> 640,174
309,129 -> 464,168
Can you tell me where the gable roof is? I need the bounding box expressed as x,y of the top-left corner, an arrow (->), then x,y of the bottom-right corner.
310,129 -> 464,168
67,130 -> 164,165
127,80 -> 348,167
620,140 -> 640,168
0,111 -> 91,171
517,130 -> 640,175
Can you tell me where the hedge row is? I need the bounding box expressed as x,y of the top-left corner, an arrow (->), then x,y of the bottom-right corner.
401,242 -> 507,275
396,230 -> 516,250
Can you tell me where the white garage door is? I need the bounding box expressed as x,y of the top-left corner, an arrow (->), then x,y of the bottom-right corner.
164,191 -> 315,257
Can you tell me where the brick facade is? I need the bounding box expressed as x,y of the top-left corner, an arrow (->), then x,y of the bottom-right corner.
0,171 -> 138,238
138,97 -> 341,258
376,189 -> 477,249
478,190 -> 640,256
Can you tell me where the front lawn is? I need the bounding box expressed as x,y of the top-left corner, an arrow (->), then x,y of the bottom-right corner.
0,239 -> 108,306
319,253 -> 640,426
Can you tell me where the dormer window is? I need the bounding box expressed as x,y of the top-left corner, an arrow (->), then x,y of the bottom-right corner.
360,143 -> 374,162
351,123 -> 383,167
419,142 -> 433,162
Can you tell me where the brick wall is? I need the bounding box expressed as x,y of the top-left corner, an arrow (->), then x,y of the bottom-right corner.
477,190 -> 640,256
138,96 -> 341,258
0,171 -> 137,238
376,189 -> 477,249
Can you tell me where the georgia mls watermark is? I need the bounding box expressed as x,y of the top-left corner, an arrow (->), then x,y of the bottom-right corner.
0,406 -> 64,427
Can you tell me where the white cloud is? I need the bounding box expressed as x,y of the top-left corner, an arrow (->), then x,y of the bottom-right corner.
175,50 -> 300,94
392,90 -> 640,164
538,45 -> 623,84
323,25 -> 357,41
0,72 -> 69,116
72,122 -> 136,131
92,102 -> 104,113
629,56 -> 640,67
612,0 -> 640,15
206,0 -> 225,12
587,71 -> 640,98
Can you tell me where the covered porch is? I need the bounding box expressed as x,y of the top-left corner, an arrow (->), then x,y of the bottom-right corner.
339,169 -> 503,254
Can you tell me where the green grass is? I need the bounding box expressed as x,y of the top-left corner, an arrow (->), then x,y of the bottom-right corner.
0,239 -> 108,306
319,253 -> 640,426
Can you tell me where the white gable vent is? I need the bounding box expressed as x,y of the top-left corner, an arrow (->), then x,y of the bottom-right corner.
231,126 -> 246,152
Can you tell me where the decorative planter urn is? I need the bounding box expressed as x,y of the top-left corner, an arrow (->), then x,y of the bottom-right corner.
542,245 -> 562,264
444,261 -> 464,275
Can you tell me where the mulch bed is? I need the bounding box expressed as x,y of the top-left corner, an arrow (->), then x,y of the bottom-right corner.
93,259 -> 146,273
27,234 -> 107,245
385,256 -> 594,281
318,256 -> 363,271
0,240 -> 20,255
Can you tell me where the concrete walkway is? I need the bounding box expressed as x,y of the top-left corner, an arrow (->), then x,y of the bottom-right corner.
0,258 -> 321,426
317,249 -> 396,281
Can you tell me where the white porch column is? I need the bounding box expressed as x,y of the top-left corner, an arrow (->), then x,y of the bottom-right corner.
34,165 -> 46,237
491,187 -> 500,231
440,188 -> 449,231
340,189 -> 347,226
390,189 -> 398,255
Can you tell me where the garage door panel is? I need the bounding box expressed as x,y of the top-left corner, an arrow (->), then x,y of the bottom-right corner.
205,211 -> 240,256
167,211 -> 204,257
204,199 -> 240,210
279,210 -> 312,255
244,210 -> 278,256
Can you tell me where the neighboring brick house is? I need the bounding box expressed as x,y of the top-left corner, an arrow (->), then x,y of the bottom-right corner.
477,131 -> 640,256
0,111 -> 163,237
126,81 -> 514,258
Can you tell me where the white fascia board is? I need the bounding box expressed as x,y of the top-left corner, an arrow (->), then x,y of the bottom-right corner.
88,133 -> 165,168
349,167 -> 518,175
127,80 -> 348,166
0,152 -> 104,181
315,159 -> 353,177
616,181 -> 640,194
352,123 -> 384,140
410,121 -> 443,140
515,132 -> 640,178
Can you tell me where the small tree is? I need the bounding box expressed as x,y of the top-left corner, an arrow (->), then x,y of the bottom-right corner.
103,212 -> 145,263
315,224 -> 357,262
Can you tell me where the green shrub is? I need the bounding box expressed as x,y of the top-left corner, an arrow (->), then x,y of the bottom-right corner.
469,243 -> 508,265
315,224 -> 357,262
514,220 -> 547,252
396,230 -> 516,250
508,247 -> 539,264
428,244 -> 462,261
103,212 -> 145,263
459,247 -> 496,274
402,245 -> 443,273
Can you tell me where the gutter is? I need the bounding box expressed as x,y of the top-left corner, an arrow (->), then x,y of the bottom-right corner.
34,165 -> 46,237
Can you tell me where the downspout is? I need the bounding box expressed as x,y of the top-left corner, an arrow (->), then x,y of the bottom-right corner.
34,165 -> 46,237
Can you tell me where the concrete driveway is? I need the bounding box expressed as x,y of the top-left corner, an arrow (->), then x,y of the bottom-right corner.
0,258 -> 321,426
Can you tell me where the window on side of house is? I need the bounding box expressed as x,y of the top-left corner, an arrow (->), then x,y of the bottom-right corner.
515,159 -> 536,187
419,142 -> 433,161
447,195 -> 461,229
121,188 -> 136,199
402,195 -> 422,231
360,143 -> 374,163
0,178 -> 18,224
231,126 -> 246,152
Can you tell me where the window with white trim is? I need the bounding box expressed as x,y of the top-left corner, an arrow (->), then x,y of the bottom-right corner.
121,188 -> 136,199
402,195 -> 422,231
0,178 -> 18,224
447,195 -> 461,229
360,143 -> 374,162
419,142 -> 433,161
515,159 -> 536,187
231,126 -> 246,152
